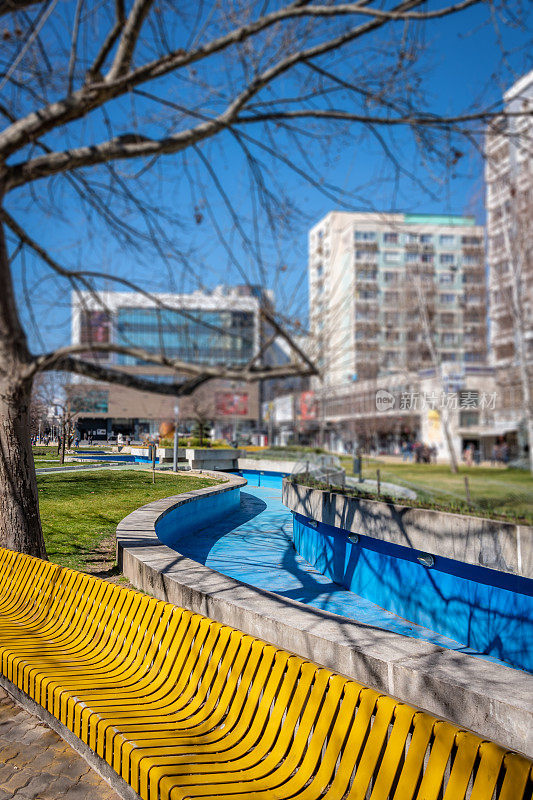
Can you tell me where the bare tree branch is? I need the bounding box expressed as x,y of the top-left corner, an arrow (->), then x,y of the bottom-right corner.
0,0 -> 482,160
67,0 -> 84,95
236,107 -> 533,128
32,344 -> 316,384
44,356 -> 213,397
106,0 -> 156,81
0,0 -> 43,17
87,0 -> 126,80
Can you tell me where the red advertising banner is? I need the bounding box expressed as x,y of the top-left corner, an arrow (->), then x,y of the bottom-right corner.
215,392 -> 249,416
299,391 -> 317,420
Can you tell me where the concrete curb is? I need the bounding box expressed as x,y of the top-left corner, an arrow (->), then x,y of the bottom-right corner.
116,471 -> 533,757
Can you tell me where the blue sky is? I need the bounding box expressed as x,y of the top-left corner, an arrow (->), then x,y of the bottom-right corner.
5,1 -> 532,354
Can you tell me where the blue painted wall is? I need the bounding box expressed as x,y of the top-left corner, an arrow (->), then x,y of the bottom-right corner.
155,487 -> 241,546
238,470 -> 290,488
72,453 -> 155,463
293,514 -> 533,673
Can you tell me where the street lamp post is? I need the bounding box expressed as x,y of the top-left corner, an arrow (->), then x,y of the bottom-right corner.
173,404 -> 179,472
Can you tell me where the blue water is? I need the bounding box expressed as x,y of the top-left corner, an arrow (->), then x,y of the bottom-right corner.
73,453 -> 155,463
168,471 -> 531,671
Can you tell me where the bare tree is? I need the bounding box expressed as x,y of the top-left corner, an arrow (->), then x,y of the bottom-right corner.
0,0 -> 531,557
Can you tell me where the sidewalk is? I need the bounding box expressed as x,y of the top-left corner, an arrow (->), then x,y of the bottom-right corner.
0,689 -> 119,800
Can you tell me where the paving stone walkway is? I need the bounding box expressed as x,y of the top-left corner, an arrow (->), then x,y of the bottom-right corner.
0,689 -> 119,800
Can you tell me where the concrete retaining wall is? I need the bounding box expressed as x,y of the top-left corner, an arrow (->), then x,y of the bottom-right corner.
237,457 -> 296,474
283,480 -> 533,579
117,473 -> 533,756
186,448 -> 239,471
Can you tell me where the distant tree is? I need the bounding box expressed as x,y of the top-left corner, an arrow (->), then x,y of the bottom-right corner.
190,398 -> 212,447
0,0 -> 531,556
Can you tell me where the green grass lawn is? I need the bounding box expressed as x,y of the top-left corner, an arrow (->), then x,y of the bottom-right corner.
38,469 -> 221,573
33,447 -> 60,465
340,456 -> 533,524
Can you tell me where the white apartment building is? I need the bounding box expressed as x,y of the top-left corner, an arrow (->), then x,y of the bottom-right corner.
485,69 -> 533,433
309,212 -> 487,387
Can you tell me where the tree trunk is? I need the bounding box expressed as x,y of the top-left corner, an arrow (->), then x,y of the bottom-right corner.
60,417 -> 66,465
0,214 -> 47,558
0,377 -> 46,558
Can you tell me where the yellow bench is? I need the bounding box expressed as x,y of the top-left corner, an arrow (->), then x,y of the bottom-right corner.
0,546 -> 531,800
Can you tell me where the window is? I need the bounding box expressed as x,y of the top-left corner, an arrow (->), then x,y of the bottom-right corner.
439,234 -> 455,246
383,271 -> 398,283
383,232 -> 399,244
495,261 -> 509,276
406,233 -> 418,243
421,254 -> 433,264
440,313 -> 455,325
439,273 -> 454,284
384,251 -> 401,263
406,253 -> 418,263
357,269 -> 377,281
440,254 -> 455,265
462,236 -> 482,245
384,350 -> 400,363
463,255 -> 480,266
459,410 -> 479,426
384,312 -> 400,325
420,234 -> 432,244
442,333 -> 458,345
355,249 -> 377,261
439,293 -> 456,303
354,230 -> 376,241
384,291 -> 400,304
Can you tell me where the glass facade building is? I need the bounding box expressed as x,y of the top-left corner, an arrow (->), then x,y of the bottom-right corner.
115,307 -> 255,366
75,291 -> 259,369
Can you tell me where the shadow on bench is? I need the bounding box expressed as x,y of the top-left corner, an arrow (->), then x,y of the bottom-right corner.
0,547 -> 531,800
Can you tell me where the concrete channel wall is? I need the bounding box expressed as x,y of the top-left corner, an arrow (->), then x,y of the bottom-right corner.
116,472 -> 533,757
283,480 -> 533,579
237,457 -> 296,474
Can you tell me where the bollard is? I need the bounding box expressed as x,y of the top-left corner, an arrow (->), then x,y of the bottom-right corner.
354,450 -> 363,483
152,444 -> 156,484
464,475 -> 472,508
377,468 -> 381,496
173,427 -> 179,472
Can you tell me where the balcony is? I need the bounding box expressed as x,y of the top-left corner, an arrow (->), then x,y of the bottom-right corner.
354,318 -> 380,329
356,276 -> 378,288
356,298 -> 379,309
